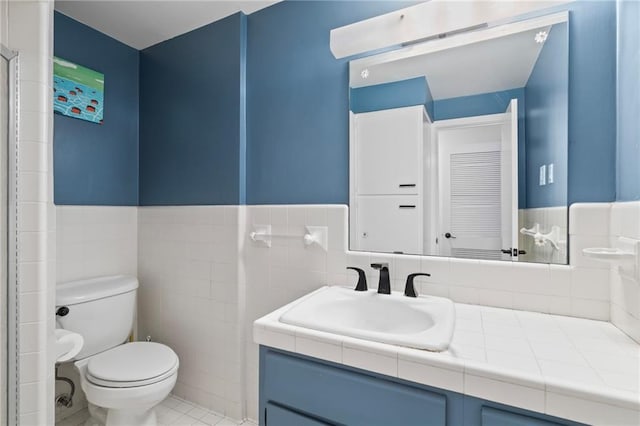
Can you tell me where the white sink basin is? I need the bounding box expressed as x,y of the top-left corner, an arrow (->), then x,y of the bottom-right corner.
279,286 -> 455,351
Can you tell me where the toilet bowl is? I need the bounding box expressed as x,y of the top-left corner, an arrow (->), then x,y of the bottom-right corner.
56,276 -> 179,426
75,342 -> 179,426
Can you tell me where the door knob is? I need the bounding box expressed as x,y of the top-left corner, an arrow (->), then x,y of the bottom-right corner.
444,232 -> 456,239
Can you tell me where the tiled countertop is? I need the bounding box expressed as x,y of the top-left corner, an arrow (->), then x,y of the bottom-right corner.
254,287 -> 640,426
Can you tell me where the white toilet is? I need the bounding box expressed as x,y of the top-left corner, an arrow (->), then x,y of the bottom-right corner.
56,275 -> 179,426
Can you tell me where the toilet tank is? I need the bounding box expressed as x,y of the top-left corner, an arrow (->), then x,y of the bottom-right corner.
56,275 -> 138,360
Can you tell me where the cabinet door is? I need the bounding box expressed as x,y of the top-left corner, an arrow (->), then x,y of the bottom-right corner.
263,350 -> 446,426
265,403 -> 331,426
354,195 -> 422,254
481,407 -> 565,426
354,106 -> 423,195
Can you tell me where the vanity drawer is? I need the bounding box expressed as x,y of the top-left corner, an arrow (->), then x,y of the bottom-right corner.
265,403 -> 331,426
262,349 -> 447,426
481,407 -> 566,426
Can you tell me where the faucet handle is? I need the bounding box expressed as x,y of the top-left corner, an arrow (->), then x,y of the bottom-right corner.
370,263 -> 389,270
346,267 -> 367,291
404,273 -> 431,297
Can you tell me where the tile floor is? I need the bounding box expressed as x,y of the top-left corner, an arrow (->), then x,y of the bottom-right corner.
55,395 -> 256,426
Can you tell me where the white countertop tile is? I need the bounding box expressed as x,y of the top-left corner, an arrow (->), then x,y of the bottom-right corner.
546,392 -> 640,426
528,340 -> 590,366
449,344 -> 486,362
253,289 -> 640,424
465,374 -> 546,413
484,334 -> 533,356
485,350 -> 541,376
538,360 -> 606,388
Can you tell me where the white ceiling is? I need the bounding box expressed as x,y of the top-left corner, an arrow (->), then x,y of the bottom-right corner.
55,0 -> 280,50
351,25 -> 554,100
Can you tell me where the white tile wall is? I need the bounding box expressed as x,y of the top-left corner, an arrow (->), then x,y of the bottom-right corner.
6,0 -> 55,424
242,205 -> 334,421
137,206 -> 243,420
609,201 -> 640,343
46,201 -> 622,423
0,1 -> 7,45
46,200 -> 622,423
56,206 -> 137,282
566,201 -> 640,343
0,3 -> 8,418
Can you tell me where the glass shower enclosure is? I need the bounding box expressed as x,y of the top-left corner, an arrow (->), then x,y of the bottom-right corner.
1,43 -> 18,426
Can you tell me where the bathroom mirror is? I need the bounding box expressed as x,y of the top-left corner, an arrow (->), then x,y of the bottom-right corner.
349,13 -> 569,264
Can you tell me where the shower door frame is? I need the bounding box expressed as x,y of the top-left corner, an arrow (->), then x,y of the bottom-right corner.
1,43 -> 18,426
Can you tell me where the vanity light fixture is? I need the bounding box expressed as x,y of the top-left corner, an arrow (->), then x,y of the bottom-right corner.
360,68 -> 369,79
329,0 -> 571,59
535,30 -> 548,44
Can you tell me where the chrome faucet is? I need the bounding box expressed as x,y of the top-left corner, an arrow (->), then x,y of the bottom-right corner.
371,263 -> 391,294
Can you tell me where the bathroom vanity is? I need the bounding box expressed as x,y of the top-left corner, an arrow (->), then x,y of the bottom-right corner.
255,287 -> 640,426
259,347 -> 584,426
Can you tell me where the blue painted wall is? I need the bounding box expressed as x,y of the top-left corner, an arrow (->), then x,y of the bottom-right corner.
245,0 -> 617,205
432,89 -> 524,121
138,13 -> 247,205
616,0 -> 640,201
54,1 -> 619,207
566,1 -> 617,204
246,1 -> 417,205
54,12 -> 139,205
350,77 -> 429,114
525,22 -> 569,208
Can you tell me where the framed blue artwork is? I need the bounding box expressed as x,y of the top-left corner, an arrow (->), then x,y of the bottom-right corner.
53,56 -> 104,124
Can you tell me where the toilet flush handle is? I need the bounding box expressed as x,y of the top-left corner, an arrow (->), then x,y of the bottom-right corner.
56,306 -> 69,317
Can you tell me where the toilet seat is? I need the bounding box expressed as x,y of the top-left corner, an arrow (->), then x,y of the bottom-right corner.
86,342 -> 178,388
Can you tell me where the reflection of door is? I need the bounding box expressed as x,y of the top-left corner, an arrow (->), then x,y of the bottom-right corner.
436,100 -> 518,260
503,99 -> 519,261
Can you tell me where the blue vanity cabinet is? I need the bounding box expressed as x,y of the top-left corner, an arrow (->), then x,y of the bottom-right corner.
265,403 -> 331,426
260,347 -> 586,426
479,407 -> 566,426
260,347 -> 455,425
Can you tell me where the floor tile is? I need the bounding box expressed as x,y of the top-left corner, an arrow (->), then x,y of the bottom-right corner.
56,396 -> 236,426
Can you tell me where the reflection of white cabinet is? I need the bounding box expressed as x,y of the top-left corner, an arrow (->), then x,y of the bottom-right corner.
353,106 -> 424,195
354,196 -> 423,254
350,105 -> 427,254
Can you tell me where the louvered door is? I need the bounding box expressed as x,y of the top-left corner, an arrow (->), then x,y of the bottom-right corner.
436,111 -> 516,261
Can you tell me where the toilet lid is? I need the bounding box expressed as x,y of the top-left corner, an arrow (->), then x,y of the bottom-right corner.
87,342 -> 178,387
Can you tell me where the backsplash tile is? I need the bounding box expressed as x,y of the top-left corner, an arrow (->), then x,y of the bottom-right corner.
569,203 -> 610,236
609,201 -> 640,343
